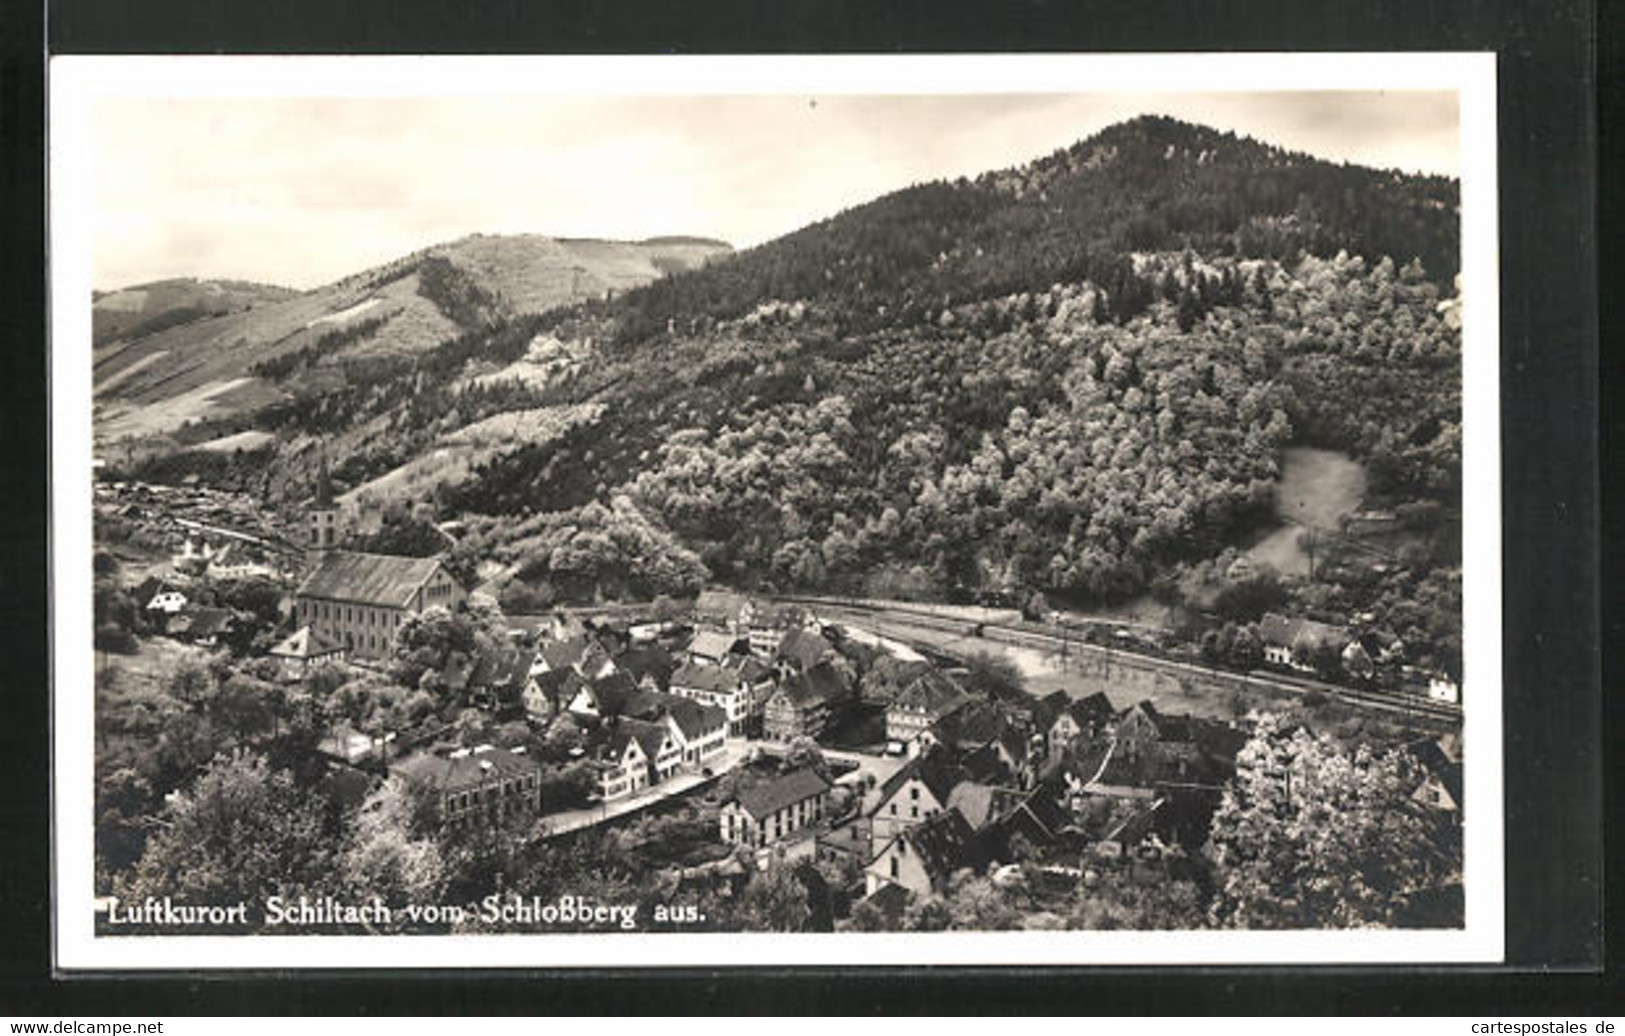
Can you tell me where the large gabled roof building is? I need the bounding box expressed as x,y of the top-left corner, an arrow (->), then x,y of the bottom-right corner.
294,550 -> 464,660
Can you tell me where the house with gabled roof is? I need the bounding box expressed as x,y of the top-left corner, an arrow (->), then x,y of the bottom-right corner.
592,727 -> 650,801
523,667 -> 586,723
670,662 -> 754,736
663,697 -> 728,770
616,643 -> 677,693
389,744 -> 542,831
887,670 -> 972,745
468,648 -> 532,711
685,629 -> 750,667
1046,691 -> 1116,758
166,606 -> 234,646
985,784 -> 1074,860
871,749 -> 970,842
718,766 -> 832,849
761,660 -> 844,741
294,550 -> 463,660
1259,611 -> 1354,673
864,808 -> 987,900
567,671 -> 663,723
776,627 -> 837,672
619,716 -> 685,784
268,625 -> 346,682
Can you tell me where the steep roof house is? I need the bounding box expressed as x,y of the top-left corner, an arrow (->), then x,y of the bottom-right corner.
294,551 -> 464,660
887,671 -> 973,746
719,766 -> 832,849
871,750 -> 971,842
268,625 -> 346,682
776,627 -> 837,672
864,808 -> 988,901
1258,612 -> 1354,673
761,660 -> 844,741
389,745 -> 542,830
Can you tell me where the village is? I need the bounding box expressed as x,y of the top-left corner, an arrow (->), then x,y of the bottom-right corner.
90,461 -> 1465,930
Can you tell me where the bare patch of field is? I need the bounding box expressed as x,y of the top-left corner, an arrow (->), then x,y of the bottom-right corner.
341,404 -> 603,509
97,376 -> 271,441
1246,446 -> 1368,576
195,429 -> 276,453
308,297 -> 382,327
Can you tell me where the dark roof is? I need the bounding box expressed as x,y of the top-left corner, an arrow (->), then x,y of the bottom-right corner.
620,717 -> 673,762
1032,689 -> 1072,729
664,697 -> 726,741
899,809 -> 987,885
617,644 -> 676,687
777,627 -> 835,670
892,671 -> 971,719
1259,612 -> 1351,652
733,766 -> 831,821
670,662 -> 742,696
536,636 -> 589,672
470,648 -> 531,689
269,625 -> 344,659
878,750 -> 969,807
687,629 -> 747,660
1068,692 -> 1116,727
961,742 -> 1015,785
932,698 -> 1010,748
856,879 -> 911,920
390,746 -> 540,791
173,606 -> 233,636
297,551 -> 448,609
587,671 -> 659,718
729,656 -> 774,683
530,667 -> 587,704
947,781 -> 1024,830
777,660 -> 846,709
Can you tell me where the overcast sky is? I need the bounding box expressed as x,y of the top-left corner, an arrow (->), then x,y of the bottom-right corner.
92,91 -> 1459,291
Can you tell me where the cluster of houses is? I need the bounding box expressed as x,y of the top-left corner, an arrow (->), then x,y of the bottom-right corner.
1258,611 -> 1460,704
123,475 -> 1464,893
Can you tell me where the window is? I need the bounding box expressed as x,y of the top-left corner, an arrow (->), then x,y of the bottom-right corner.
889,856 -> 899,879
890,803 -> 898,815
910,787 -> 919,800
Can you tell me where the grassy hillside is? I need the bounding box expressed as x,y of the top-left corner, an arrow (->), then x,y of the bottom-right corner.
92,277 -> 298,347
91,235 -> 731,444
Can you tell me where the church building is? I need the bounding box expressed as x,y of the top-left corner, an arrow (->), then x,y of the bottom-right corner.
292,454 -> 464,660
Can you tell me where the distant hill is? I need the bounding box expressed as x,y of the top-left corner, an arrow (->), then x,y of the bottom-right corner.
101,117 -> 1461,647
91,234 -> 731,442
92,277 -> 298,347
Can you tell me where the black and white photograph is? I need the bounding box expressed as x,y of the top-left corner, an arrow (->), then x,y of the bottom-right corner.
49,54 -> 1504,969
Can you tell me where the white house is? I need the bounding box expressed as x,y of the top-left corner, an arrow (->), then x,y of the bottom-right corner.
145,589 -> 189,615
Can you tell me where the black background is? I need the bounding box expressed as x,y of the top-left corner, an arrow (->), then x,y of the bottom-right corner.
1,0 -> 1609,1015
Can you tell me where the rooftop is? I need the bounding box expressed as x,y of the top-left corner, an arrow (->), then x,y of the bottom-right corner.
296,551 -> 449,609
732,766 -> 831,821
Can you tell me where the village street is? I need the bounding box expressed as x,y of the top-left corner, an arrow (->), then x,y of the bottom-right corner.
538,738 -> 908,838
540,738 -> 754,837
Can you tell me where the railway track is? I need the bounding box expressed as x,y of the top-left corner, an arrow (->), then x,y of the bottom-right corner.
773,593 -> 1462,726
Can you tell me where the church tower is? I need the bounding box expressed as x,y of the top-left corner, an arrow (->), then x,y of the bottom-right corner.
307,453 -> 344,553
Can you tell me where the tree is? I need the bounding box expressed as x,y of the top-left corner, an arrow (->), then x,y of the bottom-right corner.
783,736 -> 827,775
340,777 -> 444,907
1205,713 -> 1462,928
120,750 -> 330,920
960,652 -> 1025,701
726,859 -> 826,932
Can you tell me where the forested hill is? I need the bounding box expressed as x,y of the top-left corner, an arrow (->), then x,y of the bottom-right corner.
114,116 -> 1463,665
586,115 -> 1458,346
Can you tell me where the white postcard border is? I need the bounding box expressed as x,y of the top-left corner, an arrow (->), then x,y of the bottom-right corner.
50,51 -> 1502,970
